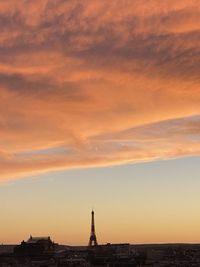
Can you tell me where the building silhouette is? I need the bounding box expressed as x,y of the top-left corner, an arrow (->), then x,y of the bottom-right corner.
88,210 -> 98,246
14,236 -> 55,257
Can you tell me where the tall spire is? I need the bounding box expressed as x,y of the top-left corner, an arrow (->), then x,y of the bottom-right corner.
88,210 -> 98,246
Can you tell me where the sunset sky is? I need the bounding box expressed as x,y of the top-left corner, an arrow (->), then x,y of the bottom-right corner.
0,0 -> 200,245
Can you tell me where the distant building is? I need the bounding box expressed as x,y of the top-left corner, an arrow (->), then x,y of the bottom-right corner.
88,210 -> 98,246
88,243 -> 136,266
14,236 -> 55,257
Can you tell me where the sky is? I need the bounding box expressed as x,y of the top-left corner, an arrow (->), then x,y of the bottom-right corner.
1,157 -> 200,245
0,0 -> 200,244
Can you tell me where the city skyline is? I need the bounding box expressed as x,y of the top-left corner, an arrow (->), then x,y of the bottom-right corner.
0,0 -> 200,246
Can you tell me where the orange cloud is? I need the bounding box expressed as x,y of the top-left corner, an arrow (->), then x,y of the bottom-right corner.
0,0 -> 199,180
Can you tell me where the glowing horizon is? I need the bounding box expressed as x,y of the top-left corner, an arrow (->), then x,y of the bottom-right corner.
1,157 -> 200,245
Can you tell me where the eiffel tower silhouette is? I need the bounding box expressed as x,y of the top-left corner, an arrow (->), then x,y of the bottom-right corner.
88,210 -> 98,246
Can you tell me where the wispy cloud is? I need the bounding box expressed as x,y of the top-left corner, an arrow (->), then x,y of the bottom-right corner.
0,0 -> 200,180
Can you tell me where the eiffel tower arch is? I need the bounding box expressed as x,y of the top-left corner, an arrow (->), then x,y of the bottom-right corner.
88,210 -> 98,246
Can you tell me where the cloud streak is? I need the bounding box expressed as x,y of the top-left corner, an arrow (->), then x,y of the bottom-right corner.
0,0 -> 200,180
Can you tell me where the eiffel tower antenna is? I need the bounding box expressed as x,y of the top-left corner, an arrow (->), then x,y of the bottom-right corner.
88,210 -> 98,246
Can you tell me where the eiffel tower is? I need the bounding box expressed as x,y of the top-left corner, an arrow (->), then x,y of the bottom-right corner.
88,210 -> 98,246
